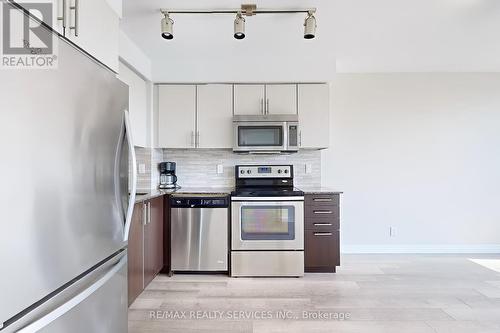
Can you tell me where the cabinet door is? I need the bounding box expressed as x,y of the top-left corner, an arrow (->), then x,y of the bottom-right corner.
197,85 -> 233,148
144,197 -> 164,286
233,85 -> 265,115
265,84 -> 297,114
118,62 -> 149,147
158,85 -> 196,148
54,0 -> 65,35
304,230 -> 340,273
128,203 -> 144,306
9,1 -> 64,35
298,84 -> 330,149
66,0 -> 119,72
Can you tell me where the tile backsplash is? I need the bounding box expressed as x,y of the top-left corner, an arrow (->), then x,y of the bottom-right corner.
134,147 -> 151,191
163,149 -> 321,188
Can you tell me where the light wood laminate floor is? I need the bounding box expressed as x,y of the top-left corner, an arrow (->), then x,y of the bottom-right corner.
129,254 -> 500,333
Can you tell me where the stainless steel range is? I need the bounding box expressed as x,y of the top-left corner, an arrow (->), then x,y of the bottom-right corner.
231,165 -> 304,277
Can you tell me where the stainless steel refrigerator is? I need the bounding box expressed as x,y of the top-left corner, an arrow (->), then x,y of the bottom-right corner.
0,6 -> 137,333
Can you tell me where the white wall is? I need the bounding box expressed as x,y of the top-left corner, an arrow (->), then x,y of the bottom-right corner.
322,73 -> 500,253
117,62 -> 149,147
119,30 -> 153,81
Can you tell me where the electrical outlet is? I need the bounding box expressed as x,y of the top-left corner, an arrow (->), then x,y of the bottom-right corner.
138,163 -> 146,174
216,164 -> 224,174
305,163 -> 312,174
389,226 -> 396,237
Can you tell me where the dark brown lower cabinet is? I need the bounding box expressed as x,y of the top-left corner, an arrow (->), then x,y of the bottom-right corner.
144,196 -> 164,286
128,196 -> 164,306
162,194 -> 171,275
128,202 -> 144,306
305,230 -> 339,272
304,193 -> 340,273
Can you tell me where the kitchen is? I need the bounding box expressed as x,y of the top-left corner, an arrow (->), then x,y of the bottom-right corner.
2,0 -> 500,333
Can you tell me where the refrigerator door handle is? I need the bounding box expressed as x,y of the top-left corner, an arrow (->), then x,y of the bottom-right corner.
16,255 -> 127,333
123,110 -> 136,242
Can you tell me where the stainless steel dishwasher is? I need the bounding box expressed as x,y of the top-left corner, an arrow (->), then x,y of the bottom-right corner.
170,193 -> 229,272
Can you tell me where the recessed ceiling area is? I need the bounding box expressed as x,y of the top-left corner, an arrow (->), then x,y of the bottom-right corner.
121,0 -> 500,82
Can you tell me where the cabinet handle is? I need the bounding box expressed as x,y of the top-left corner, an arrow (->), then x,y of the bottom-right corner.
266,98 -> 270,114
196,131 -> 200,147
314,210 -> 332,214
142,203 -> 147,226
260,99 -> 264,114
69,0 -> 79,37
314,223 -> 332,226
57,0 -> 67,32
313,198 -> 332,202
191,131 -> 195,147
299,131 -> 302,147
147,202 -> 151,225
314,232 -> 333,236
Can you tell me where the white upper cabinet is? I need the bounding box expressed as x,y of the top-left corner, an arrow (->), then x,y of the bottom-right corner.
197,85 -> 233,149
54,0 -> 65,35
156,83 -> 330,150
234,84 -> 297,115
158,85 -> 196,148
7,1 -> 118,71
265,84 -> 297,115
233,85 -> 265,115
117,62 -> 149,147
66,0 -> 119,72
298,84 -> 330,149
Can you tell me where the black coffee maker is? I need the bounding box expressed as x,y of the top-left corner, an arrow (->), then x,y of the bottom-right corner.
159,162 -> 178,189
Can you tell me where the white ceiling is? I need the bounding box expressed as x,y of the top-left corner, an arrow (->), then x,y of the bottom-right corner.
121,0 -> 500,82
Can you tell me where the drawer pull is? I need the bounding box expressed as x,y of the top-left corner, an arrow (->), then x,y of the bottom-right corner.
313,198 -> 333,202
314,223 -> 332,226
314,210 -> 332,214
314,232 -> 333,236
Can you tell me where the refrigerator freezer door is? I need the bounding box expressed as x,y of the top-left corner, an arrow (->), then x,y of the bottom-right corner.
13,252 -> 127,333
0,30 -> 129,325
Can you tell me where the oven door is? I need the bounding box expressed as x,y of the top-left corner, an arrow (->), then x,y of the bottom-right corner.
233,122 -> 287,152
231,197 -> 304,250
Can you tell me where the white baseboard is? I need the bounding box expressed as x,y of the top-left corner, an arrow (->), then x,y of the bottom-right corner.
341,244 -> 500,254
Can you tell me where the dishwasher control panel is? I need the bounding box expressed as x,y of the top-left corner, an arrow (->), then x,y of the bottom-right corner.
170,195 -> 229,208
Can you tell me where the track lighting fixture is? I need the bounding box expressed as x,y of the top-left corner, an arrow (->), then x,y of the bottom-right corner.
303,11 -> 316,39
234,12 -> 245,39
161,12 -> 174,40
160,5 -> 317,41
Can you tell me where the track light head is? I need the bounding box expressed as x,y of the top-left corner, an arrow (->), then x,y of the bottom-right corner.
304,11 -> 316,39
234,12 -> 245,40
161,13 -> 174,40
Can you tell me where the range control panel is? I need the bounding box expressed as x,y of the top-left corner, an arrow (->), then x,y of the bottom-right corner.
236,165 -> 293,179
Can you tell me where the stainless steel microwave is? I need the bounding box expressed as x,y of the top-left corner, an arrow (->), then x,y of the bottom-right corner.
233,115 -> 299,153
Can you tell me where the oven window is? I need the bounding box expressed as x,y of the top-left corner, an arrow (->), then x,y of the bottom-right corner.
238,126 -> 283,147
240,206 -> 295,240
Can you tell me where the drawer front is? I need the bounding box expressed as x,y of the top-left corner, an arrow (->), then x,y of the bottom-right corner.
305,207 -> 339,220
304,193 -> 340,231
305,218 -> 339,231
305,194 -> 339,208
304,230 -> 340,271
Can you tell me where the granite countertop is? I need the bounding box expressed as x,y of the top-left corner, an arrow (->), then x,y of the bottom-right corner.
134,187 -> 234,203
297,186 -> 343,195
134,186 -> 342,202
